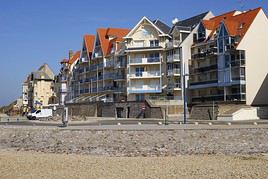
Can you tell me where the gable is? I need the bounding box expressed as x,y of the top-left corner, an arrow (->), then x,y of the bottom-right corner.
125,17 -> 169,38
131,23 -> 160,40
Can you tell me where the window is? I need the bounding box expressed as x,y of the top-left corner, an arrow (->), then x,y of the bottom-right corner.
218,24 -> 230,53
150,40 -> 159,47
193,33 -> 197,43
197,24 -> 206,41
218,39 -> 224,53
225,55 -> 230,68
135,67 -> 144,77
240,51 -> 245,60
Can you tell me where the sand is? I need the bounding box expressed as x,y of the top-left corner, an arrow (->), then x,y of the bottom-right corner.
0,150 -> 268,179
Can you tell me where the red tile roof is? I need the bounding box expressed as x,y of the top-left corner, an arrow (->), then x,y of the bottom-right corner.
97,28 -> 130,57
202,10 -> 237,38
68,51 -> 81,64
224,8 -> 261,37
201,7 -> 262,43
84,34 -> 95,54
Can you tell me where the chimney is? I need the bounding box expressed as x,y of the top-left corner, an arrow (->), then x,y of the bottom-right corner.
69,50 -> 74,60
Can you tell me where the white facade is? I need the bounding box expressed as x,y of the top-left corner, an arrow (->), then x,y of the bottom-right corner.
125,17 -> 170,101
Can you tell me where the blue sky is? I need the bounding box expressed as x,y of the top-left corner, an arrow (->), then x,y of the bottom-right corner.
0,0 -> 267,106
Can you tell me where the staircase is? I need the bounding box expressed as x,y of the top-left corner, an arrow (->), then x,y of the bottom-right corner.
145,96 -> 184,117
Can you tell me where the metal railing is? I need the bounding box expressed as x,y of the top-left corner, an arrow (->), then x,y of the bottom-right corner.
167,68 -> 181,76
130,57 -> 160,64
167,54 -> 180,62
130,71 -> 160,77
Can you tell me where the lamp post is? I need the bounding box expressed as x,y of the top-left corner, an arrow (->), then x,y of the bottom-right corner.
182,64 -> 189,124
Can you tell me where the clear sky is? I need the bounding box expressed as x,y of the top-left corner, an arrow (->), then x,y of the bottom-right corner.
0,0 -> 267,106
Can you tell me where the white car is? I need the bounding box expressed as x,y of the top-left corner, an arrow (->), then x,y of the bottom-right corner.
27,109 -> 53,120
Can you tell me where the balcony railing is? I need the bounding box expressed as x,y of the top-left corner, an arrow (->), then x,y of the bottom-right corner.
167,69 -> 181,76
114,74 -> 125,80
114,87 -> 126,93
129,57 -> 160,64
104,60 -> 114,68
166,40 -> 180,48
190,79 -> 218,86
130,71 -> 160,78
167,83 -> 181,90
192,64 -> 217,73
114,62 -> 126,68
167,54 -> 180,62
128,86 -> 161,93
90,63 -> 104,71
146,96 -> 183,101
192,93 -> 246,103
103,86 -> 115,91
231,59 -> 245,67
103,73 -> 114,80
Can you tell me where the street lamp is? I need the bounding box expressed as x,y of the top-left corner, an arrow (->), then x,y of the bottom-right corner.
182,64 -> 189,124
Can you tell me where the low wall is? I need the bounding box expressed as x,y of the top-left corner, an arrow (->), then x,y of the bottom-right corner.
63,101 -> 163,119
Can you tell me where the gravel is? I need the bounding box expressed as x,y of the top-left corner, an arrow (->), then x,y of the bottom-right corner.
1,127 -> 268,156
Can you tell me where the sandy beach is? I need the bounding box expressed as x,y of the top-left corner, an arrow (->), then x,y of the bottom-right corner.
1,150 -> 268,179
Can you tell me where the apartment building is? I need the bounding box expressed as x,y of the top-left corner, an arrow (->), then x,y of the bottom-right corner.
27,63 -> 56,108
124,17 -> 171,101
166,11 -> 213,100
75,35 -> 95,102
189,8 -> 268,106
76,28 -> 130,102
62,51 -> 80,102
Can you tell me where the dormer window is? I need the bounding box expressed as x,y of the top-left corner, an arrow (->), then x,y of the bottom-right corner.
197,23 -> 206,42
239,23 -> 245,29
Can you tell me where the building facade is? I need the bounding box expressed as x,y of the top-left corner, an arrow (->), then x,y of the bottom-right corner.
124,17 -> 171,101
26,64 -> 56,109
166,11 -> 213,100
189,8 -> 268,106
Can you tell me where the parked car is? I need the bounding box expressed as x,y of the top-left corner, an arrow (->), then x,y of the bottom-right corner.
27,109 -> 53,120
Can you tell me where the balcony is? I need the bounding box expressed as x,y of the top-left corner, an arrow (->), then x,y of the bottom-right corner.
129,71 -> 161,78
167,83 -> 181,91
104,60 -> 114,68
231,59 -> 245,67
192,93 -> 245,103
90,63 -> 103,71
114,62 -> 126,69
91,76 -> 98,82
167,69 -> 181,76
166,40 -> 180,49
103,73 -> 114,80
103,86 -> 114,91
128,85 -> 161,93
114,87 -> 126,93
129,57 -> 160,65
192,64 -> 217,73
167,54 -> 180,62
114,74 -> 125,80
192,53 -> 207,59
79,69 -> 85,74
190,79 -> 218,86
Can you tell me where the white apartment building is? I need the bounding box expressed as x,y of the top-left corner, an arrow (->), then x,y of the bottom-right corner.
125,17 -> 171,101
